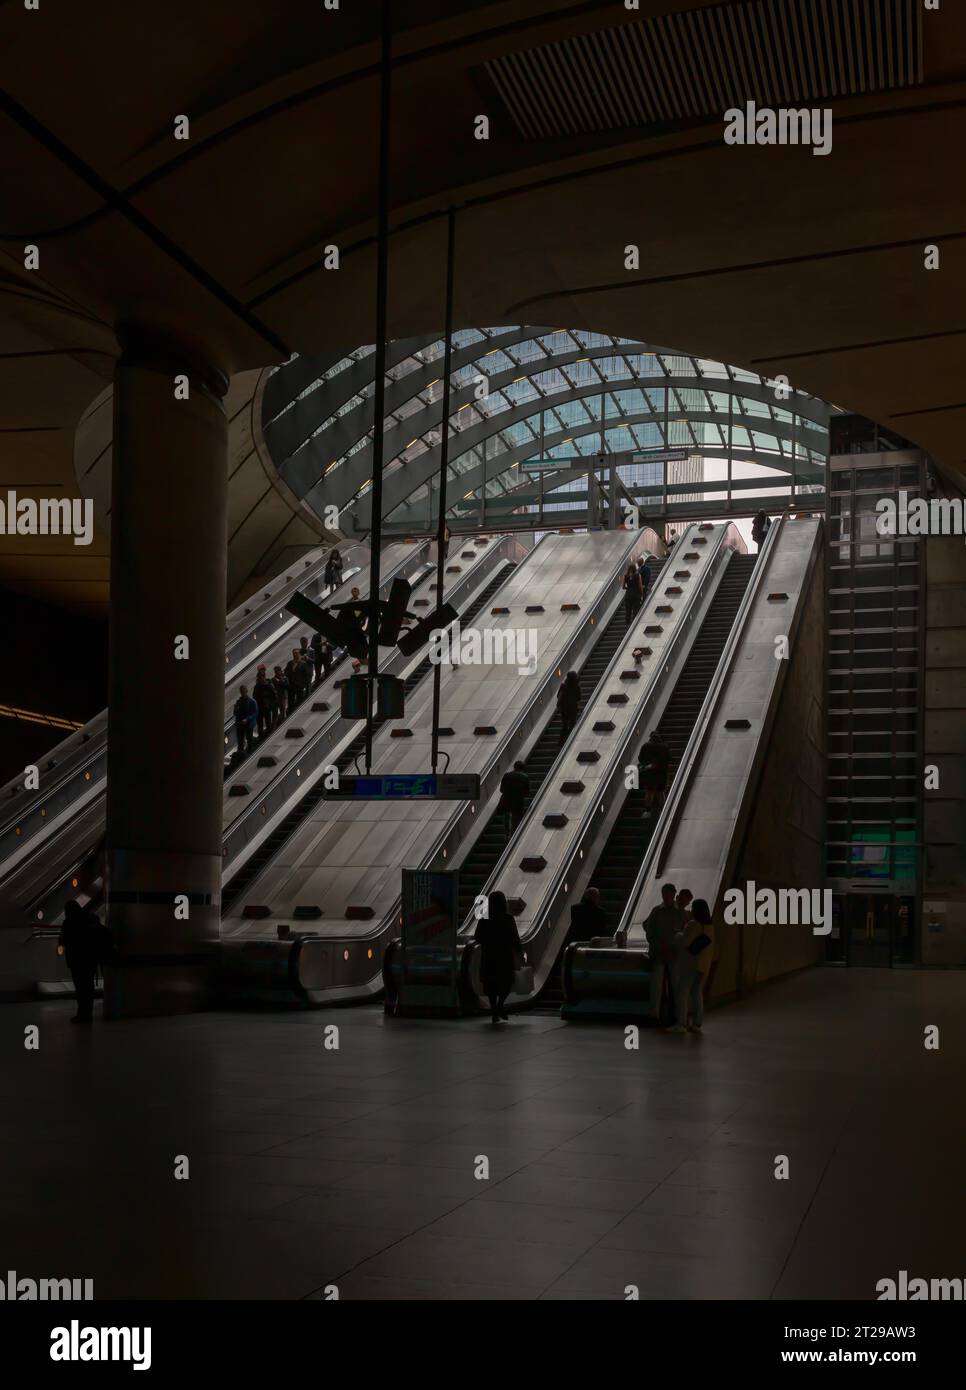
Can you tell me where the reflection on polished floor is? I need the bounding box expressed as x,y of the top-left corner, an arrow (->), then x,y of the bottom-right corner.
4,968 -> 964,1300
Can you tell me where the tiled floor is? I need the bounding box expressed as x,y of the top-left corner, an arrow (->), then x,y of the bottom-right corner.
3,967 -> 964,1300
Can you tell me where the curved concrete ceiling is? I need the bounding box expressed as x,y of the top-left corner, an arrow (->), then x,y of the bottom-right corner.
2,0 -> 965,612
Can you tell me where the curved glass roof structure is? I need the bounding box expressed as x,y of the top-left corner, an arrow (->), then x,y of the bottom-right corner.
261,327 -> 832,536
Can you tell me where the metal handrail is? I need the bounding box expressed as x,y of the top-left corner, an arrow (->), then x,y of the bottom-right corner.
450,527 -> 707,937
617,511 -> 788,938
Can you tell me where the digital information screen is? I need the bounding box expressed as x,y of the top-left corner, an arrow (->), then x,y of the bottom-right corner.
329,773 -> 482,800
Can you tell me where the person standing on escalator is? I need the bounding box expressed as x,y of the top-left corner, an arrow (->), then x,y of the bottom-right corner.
233,685 -> 257,759
622,563 -> 643,626
751,510 -> 771,552
637,555 -> 653,602
253,666 -> 278,738
498,760 -> 530,838
638,729 -> 670,817
324,548 -> 343,594
556,671 -> 581,747
272,665 -> 290,722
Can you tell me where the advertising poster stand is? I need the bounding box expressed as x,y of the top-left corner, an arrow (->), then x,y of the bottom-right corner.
396,868 -> 461,1016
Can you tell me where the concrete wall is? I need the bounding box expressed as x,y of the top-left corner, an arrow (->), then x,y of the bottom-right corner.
711,526 -> 826,1000
923,482 -> 966,964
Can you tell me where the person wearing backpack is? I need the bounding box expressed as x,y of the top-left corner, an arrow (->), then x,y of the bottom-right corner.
751,510 -> 771,552
668,897 -> 714,1032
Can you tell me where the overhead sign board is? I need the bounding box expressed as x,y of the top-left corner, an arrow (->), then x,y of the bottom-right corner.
328,773 -> 481,801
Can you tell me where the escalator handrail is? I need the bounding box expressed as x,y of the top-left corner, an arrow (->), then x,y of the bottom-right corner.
219,538 -> 521,882
0,542 -> 426,877
616,512 -> 788,938
0,546 -> 342,822
459,523 -> 734,956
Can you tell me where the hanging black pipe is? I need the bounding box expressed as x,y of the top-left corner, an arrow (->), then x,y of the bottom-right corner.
430,208 -> 458,774
363,0 -> 393,773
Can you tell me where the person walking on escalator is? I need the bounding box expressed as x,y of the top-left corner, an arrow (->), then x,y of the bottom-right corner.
475,890 -> 523,1024
638,729 -> 670,817
556,670 -> 581,747
58,899 -> 106,1024
622,562 -> 643,626
324,548 -> 343,594
751,510 -> 771,553
668,897 -> 714,1033
253,666 -> 278,738
233,684 -> 258,758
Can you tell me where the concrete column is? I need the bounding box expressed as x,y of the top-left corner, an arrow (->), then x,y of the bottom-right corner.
103,325 -> 229,1017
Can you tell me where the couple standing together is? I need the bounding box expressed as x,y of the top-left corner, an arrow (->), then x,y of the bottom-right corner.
641,884 -> 714,1031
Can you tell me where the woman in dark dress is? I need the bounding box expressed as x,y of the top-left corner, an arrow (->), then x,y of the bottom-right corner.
475,890 -> 522,1024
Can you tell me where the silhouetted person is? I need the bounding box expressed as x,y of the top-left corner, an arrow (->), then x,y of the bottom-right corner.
272,665 -> 290,720
669,897 -> 714,1033
311,633 -> 332,685
253,667 -> 278,738
234,684 -> 257,758
498,760 -> 530,837
675,887 -> 693,918
286,649 -> 311,709
638,729 -> 670,816
58,899 -> 104,1023
569,886 -> 608,942
751,510 -> 771,552
622,562 -> 643,625
556,671 -> 581,746
637,555 -> 653,601
475,890 -> 522,1024
324,548 -> 343,593
642,882 -> 686,1021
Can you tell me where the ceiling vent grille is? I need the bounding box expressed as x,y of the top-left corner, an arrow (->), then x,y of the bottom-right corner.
484,0 -> 923,141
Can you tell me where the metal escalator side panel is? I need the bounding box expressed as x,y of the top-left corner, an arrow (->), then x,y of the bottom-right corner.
622,514 -> 823,944
453,523 -> 737,1002
1,542 -> 430,912
218,535 -> 526,896
228,528 -> 649,1005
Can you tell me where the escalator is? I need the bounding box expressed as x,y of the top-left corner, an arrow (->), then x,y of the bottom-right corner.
455,556 -> 665,927
537,550 -> 756,1008
221,561 -> 518,913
